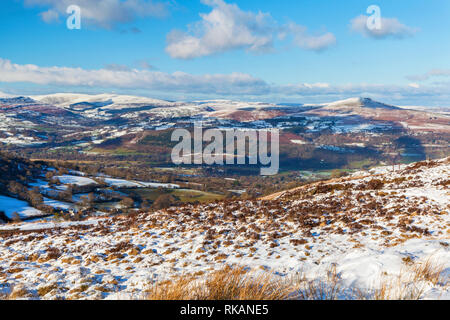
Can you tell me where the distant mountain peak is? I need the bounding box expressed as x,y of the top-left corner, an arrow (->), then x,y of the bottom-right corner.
326,97 -> 399,110
0,96 -> 37,105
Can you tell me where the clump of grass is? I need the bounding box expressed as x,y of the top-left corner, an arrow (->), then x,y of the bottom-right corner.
147,266 -> 293,300
369,273 -> 426,300
69,284 -> 90,294
294,265 -> 344,300
37,283 -> 59,297
147,278 -> 200,300
411,257 -> 446,286
8,285 -> 32,299
366,257 -> 447,300
147,265 -> 348,301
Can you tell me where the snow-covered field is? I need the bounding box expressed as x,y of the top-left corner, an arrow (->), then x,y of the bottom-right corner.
43,198 -> 74,211
102,177 -> 179,189
55,175 -> 97,186
0,195 -> 43,220
0,158 -> 448,300
28,174 -> 179,206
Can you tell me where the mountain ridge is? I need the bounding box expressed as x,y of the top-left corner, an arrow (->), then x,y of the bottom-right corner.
0,92 -> 438,112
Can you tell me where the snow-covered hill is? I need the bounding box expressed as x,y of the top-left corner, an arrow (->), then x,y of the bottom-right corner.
0,158 -> 448,300
0,93 -> 449,150
323,97 -> 400,110
32,93 -> 175,110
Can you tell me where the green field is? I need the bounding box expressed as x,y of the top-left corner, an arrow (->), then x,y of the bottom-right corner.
123,187 -> 224,204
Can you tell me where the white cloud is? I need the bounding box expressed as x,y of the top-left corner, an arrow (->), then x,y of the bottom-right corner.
104,64 -> 132,72
407,69 -> 450,81
285,23 -> 336,52
166,0 -> 336,59
1,58 -> 449,106
166,0 -> 275,59
40,9 -> 60,23
24,0 -> 168,28
350,15 -> 417,39
136,60 -> 157,70
0,58 -> 268,95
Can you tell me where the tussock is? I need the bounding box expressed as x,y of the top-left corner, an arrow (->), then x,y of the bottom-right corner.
147,266 -> 292,300
364,257 -> 448,300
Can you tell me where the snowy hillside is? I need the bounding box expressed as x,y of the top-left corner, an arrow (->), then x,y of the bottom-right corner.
0,158 -> 448,300
1,93 -> 449,140
323,97 -> 399,110
31,93 -> 174,109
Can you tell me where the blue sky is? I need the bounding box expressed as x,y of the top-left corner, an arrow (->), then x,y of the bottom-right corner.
1,0 -> 450,105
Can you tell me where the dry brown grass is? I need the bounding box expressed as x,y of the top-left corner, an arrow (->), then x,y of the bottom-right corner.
369,273 -> 426,300
411,257 -> 446,286
294,265 -> 344,300
147,266 -> 293,300
5,285 -> 33,299
147,260 -> 448,301
366,257 -> 448,300
37,283 -> 59,297
147,265 -> 348,301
